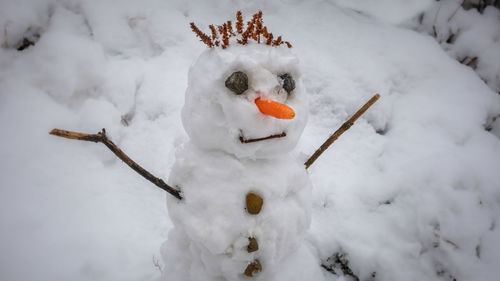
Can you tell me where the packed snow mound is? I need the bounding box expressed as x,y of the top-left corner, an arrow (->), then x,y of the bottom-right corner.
163,144 -> 317,281
182,44 -> 308,159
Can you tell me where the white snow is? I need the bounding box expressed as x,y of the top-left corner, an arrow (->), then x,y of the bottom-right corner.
408,0 -> 500,94
1,1 -> 500,281
164,144 -> 317,280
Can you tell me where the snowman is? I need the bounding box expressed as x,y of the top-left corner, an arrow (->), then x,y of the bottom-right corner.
160,11 -> 326,281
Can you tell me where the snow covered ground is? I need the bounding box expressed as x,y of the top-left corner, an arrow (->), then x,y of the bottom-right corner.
1,0 -> 499,281
411,0 -> 500,94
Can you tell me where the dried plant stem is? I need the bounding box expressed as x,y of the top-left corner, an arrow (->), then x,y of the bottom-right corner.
448,0 -> 464,22
221,23 -> 230,49
153,255 -> 163,273
191,10 -> 291,49
236,11 -> 244,34
432,2 -> 442,38
304,94 -> 380,169
49,128 -> 182,200
240,132 -> 286,144
2,22 -> 10,48
190,22 -> 214,48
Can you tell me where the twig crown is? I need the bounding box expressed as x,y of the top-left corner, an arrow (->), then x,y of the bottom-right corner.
190,11 -> 292,49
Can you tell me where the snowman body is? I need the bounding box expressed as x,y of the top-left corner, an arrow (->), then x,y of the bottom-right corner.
161,44 -> 323,281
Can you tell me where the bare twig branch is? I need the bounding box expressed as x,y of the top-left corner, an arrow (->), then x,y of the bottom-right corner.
2,22 -> 10,49
304,94 -> 380,169
432,2 -> 442,38
448,0 -> 465,22
49,128 -> 182,200
321,252 -> 365,281
239,132 -> 286,144
153,255 -> 163,273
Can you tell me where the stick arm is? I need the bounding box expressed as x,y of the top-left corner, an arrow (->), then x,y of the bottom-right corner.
304,94 -> 380,169
49,128 -> 182,200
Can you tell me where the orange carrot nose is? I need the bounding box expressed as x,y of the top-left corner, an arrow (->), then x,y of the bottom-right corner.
255,97 -> 295,119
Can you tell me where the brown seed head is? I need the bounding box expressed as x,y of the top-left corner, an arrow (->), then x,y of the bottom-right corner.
189,11 -> 292,49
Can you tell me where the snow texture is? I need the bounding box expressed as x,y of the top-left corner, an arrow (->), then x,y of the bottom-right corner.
164,145 -> 318,281
408,0 -> 500,94
1,1 -> 500,281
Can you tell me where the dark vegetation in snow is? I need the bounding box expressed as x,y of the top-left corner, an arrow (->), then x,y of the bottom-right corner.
413,0 -> 500,94
321,252 -> 377,281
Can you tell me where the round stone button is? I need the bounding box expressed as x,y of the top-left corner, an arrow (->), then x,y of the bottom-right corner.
246,193 -> 263,215
247,237 -> 258,253
244,260 -> 262,277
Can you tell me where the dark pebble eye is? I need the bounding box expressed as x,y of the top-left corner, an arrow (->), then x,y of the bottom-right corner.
225,71 -> 248,95
279,73 -> 295,94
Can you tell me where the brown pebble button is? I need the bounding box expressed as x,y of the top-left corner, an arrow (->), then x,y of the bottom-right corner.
244,260 -> 262,277
246,193 -> 263,215
247,237 -> 258,253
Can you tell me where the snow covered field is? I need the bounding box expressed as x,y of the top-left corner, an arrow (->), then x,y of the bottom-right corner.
1,0 -> 499,281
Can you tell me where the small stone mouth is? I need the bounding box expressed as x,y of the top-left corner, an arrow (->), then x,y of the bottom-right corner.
239,132 -> 286,144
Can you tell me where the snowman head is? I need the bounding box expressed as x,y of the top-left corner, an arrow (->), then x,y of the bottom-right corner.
182,12 -> 308,159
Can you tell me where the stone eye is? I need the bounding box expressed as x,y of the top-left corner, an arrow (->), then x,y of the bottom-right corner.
225,71 -> 248,95
279,73 -> 295,94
